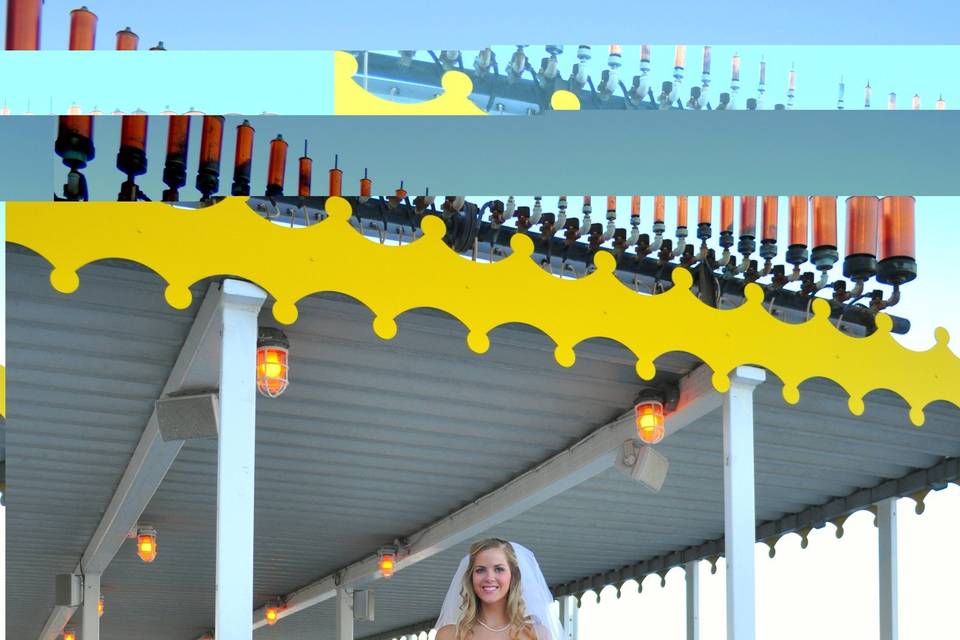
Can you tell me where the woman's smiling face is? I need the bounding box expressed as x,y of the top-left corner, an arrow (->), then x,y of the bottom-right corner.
471,547 -> 512,604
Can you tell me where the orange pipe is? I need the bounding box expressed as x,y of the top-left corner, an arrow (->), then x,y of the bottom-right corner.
69,6 -> 97,50
299,156 -> 313,197
267,135 -> 288,190
120,114 -> 148,150
360,176 -> 372,198
6,0 -> 42,50
606,195 -> 617,212
165,115 -> 190,159
788,195 -> 808,246
234,120 -> 255,171
879,196 -> 915,259
630,195 -> 640,217
720,195 -> 734,233
115,27 -> 138,50
198,115 -> 224,166
739,196 -> 757,237
761,196 -> 778,241
654,195 -> 665,223
676,196 -> 688,227
697,196 -> 711,224
61,115 -> 92,139
60,115 -> 92,140
811,196 -> 837,248
845,196 -> 880,256
329,167 -> 343,197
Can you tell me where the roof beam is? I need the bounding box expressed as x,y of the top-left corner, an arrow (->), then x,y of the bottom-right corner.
363,455 -> 960,640
550,455 -> 960,601
36,608 -> 75,640
36,282 -> 228,640
253,364 -> 721,629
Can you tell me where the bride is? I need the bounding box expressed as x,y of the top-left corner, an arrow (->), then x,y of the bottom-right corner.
435,538 -> 564,640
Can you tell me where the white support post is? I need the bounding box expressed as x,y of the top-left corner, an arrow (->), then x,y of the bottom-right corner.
35,282 -> 238,640
685,560 -> 700,640
1,501 -> 5,636
878,498 -> 899,640
723,366 -> 765,640
82,574 -> 100,640
215,280 -> 266,640
558,595 -> 579,640
336,587 -> 354,640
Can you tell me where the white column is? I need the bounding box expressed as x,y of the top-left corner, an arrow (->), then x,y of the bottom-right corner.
878,498 -> 899,640
723,366 -> 765,640
1,501 -> 6,635
685,560 -> 700,640
82,574 -> 100,640
336,586 -> 354,640
215,280 -> 266,640
558,595 -> 578,640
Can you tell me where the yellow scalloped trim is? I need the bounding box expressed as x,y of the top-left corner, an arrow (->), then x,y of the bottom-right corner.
550,90 -> 581,111
6,197 -> 958,425
334,51 -> 581,115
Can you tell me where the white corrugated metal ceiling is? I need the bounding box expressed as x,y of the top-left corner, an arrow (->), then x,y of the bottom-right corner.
6,248 -> 958,640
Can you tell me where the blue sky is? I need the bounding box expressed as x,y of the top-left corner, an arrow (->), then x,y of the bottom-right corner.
1,46 -> 957,114
4,0 -> 960,637
4,0 -> 960,49
385,46 -> 958,111
0,51 -> 333,115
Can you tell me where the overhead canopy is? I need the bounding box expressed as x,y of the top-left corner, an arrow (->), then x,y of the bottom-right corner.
6,247 -> 959,640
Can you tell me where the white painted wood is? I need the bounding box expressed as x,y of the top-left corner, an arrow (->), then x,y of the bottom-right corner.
36,606 -> 74,640
253,365 -> 722,627
878,498 -> 899,640
36,282 -> 232,640
1,502 -> 5,637
685,560 -> 700,640
336,587 -> 354,640
558,595 -> 579,640
723,366 -> 765,640
82,574 -> 100,640
215,280 -> 267,640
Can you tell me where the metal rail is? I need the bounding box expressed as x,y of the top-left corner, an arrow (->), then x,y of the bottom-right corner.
237,195 -> 910,336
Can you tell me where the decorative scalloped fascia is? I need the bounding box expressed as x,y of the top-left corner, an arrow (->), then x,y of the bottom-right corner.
6,197 -> 958,425
333,51 -> 581,114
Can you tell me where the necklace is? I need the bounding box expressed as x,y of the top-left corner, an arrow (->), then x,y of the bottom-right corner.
477,618 -> 510,633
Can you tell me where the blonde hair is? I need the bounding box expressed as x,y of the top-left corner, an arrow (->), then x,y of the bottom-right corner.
455,539 -> 535,640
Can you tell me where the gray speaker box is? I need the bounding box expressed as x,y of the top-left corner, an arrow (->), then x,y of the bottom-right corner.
353,590 -> 375,621
156,392 -> 220,441
55,574 -> 82,607
616,441 -> 670,492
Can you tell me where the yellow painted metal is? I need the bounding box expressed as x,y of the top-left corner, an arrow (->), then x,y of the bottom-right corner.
6,197 -> 958,425
333,51 -> 581,115
550,90 -> 581,111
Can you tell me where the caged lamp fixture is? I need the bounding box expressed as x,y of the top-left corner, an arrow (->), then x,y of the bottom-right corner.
136,526 -> 158,563
634,396 -> 666,445
264,601 -> 285,625
256,327 -> 290,398
378,546 -> 398,578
